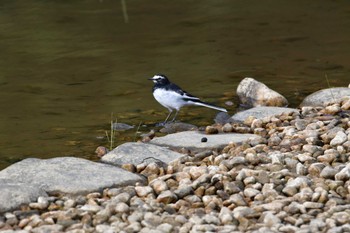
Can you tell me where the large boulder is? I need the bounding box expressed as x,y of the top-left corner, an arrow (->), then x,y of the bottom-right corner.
101,142 -> 185,166
0,179 -> 47,213
229,106 -> 299,123
237,77 -> 288,107
150,131 -> 259,152
0,157 -> 145,195
300,87 -> 350,107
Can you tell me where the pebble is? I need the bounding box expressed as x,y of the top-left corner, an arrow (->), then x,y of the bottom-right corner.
330,131 -> 348,146
222,123 -> 233,133
320,166 -> 338,179
205,126 -> 219,134
335,164 -> 350,181
150,179 -> 168,194
80,204 -> 102,213
188,166 -> 209,180
263,212 -> 281,227
115,202 -> 129,213
157,223 -> 173,233
156,190 -> 177,204
135,186 -> 154,197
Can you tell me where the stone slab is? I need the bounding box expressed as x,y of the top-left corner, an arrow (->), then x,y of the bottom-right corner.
101,142 -> 185,166
149,131 -> 259,151
229,106 -> 299,123
0,179 -> 47,213
0,157 -> 145,195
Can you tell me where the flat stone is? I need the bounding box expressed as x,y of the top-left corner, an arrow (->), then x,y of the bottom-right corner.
0,179 -> 47,213
0,157 -> 145,195
229,106 -> 299,123
300,87 -> 350,107
150,131 -> 259,151
101,142 -> 185,166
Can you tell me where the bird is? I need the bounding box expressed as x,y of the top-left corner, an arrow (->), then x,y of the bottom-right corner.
148,74 -> 227,125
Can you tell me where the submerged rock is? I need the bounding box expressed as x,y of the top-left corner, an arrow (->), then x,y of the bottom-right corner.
112,122 -> 134,131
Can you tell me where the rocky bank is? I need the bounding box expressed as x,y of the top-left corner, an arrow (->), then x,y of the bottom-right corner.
0,78 -> 350,233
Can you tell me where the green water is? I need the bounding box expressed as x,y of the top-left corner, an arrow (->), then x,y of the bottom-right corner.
0,0 -> 349,169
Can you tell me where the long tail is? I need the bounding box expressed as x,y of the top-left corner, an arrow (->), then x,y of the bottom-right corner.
190,100 -> 227,112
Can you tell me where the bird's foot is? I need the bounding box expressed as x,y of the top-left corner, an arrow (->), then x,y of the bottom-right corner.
155,122 -> 167,127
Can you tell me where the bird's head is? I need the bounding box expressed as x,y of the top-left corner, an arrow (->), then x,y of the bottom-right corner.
148,74 -> 170,85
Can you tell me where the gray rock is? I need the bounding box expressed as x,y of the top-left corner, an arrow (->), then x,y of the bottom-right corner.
230,193 -> 247,206
115,202 -> 129,213
156,190 -> 177,204
156,223 -> 173,233
295,119 -> 309,130
320,166 -> 337,179
101,142 -> 185,166
229,106 -> 298,123
135,186 -> 154,197
236,77 -> 288,107
232,206 -> 257,219
112,122 -> 134,131
31,224 -> 64,233
0,157 -> 145,195
335,164 -> 350,181
243,188 -> 260,198
150,131 -> 259,152
303,201 -> 324,209
219,207 -> 234,225
125,222 -> 142,233
263,212 -> 281,227
144,212 -> 162,227
203,214 -> 220,225
95,224 -> 115,233
330,131 -> 348,146
300,87 -> 350,107
286,176 -> 312,189
0,179 -> 47,213
174,186 -> 193,199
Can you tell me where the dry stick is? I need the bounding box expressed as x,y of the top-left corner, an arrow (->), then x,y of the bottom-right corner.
121,0 -> 129,23
105,113 -> 117,151
134,121 -> 142,142
325,73 -> 335,102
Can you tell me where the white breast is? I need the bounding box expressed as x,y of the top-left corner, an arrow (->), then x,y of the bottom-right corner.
153,89 -> 188,111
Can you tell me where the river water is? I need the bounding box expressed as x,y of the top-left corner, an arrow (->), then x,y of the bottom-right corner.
0,0 -> 349,169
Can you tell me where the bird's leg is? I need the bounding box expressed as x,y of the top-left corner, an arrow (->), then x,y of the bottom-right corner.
163,110 -> 173,124
170,110 -> 179,122
156,110 -> 173,127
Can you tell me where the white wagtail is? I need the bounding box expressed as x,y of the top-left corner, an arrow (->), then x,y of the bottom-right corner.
149,74 -> 227,124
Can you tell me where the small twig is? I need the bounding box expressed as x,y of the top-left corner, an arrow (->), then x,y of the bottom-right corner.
134,121 -> 142,142
121,0 -> 129,23
325,73 -> 335,102
105,131 -> 110,145
106,113 -> 118,151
